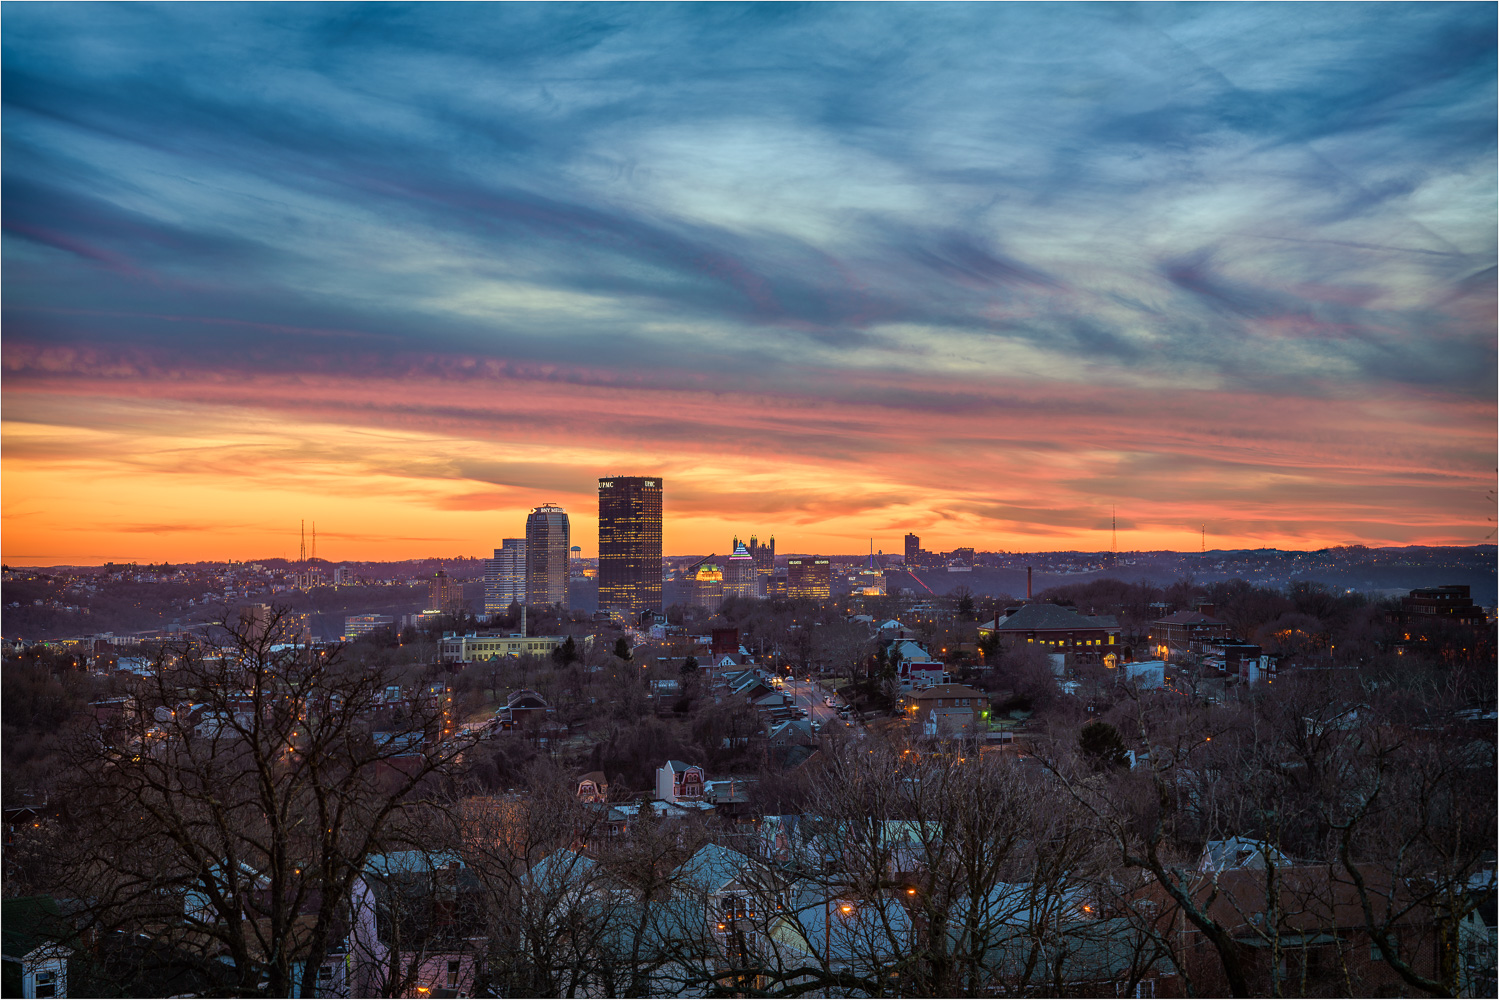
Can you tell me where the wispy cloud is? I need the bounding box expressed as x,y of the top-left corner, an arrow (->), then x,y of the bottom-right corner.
2,3 -> 1493,562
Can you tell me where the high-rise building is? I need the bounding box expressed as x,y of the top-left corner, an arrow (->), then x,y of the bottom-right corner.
429,570 -> 462,613
484,538 -> 527,614
525,504 -> 570,608
787,557 -> 831,601
724,542 -> 758,600
688,556 -> 724,608
598,476 -> 663,618
905,533 -> 920,565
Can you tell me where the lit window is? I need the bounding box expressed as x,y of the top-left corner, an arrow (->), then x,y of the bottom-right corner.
448,959 -> 461,988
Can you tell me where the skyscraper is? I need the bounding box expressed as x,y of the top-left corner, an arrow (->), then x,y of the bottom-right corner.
688,555 -> 724,609
598,476 -> 663,618
525,504 -> 570,608
905,533 -> 920,565
484,538 -> 527,614
787,557 -> 831,600
429,569 -> 461,613
723,541 -> 758,600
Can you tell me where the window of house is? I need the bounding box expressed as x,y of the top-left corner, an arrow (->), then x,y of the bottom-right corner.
34,968 -> 60,999
317,964 -> 335,987
447,959 -> 461,988
1371,933 -> 1396,962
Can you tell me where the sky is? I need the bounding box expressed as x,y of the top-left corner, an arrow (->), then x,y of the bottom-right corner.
3,3 -> 1495,565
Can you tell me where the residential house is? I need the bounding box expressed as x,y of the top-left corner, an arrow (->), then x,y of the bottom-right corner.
1135,863 -> 1441,997
900,684 -> 988,738
2,897 -> 73,999
656,760 -> 707,805
577,771 -> 609,804
348,852 -> 486,999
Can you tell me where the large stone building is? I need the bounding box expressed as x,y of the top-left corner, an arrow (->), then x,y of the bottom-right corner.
981,603 -> 1120,665
1148,603 -> 1229,659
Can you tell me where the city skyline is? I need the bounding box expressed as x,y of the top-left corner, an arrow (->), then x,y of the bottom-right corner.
3,4 -> 1495,565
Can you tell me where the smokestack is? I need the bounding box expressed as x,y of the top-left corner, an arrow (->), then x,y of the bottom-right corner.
1026,566 -> 1033,600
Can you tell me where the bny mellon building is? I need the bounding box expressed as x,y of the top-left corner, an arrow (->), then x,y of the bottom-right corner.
598,476 -> 663,619
525,504 -> 570,608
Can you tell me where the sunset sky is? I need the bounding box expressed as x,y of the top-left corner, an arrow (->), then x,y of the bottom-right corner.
3,3 -> 1495,565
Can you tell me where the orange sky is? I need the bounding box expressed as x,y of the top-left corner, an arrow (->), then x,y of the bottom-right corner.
4,351 -> 1492,565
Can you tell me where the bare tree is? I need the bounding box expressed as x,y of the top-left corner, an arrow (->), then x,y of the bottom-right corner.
52,606 -> 481,997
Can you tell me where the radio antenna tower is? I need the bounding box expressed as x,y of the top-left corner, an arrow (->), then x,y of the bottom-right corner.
299,520 -> 307,563
1201,524 -> 1206,554
1111,505 -> 1117,555
312,522 -> 317,561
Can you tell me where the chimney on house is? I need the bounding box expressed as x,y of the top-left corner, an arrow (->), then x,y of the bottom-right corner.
1196,603 -> 1216,618
1026,566 -> 1033,600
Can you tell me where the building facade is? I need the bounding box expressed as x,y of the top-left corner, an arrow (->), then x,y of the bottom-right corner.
1148,603 -> 1229,658
429,570 -> 461,614
344,614 -> 396,641
786,557 -> 831,601
525,505 -> 570,608
439,631 -> 591,661
723,542 -> 758,600
688,556 -> 724,609
483,538 -> 527,614
982,603 -> 1120,665
598,476 -> 663,618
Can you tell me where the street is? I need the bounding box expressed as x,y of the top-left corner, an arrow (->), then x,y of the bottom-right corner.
782,678 -> 859,733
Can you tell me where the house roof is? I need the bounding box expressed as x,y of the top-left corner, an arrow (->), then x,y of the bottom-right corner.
1,896 -> 73,961
992,603 -> 1115,632
909,683 -> 985,700
664,759 -> 699,774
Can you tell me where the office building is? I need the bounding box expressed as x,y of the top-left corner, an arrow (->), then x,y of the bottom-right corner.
429,570 -> 461,614
525,504 -> 570,608
748,535 -> 775,581
484,539 -> 527,614
688,556 -> 724,609
905,533 -> 919,565
598,476 -> 663,617
724,542 -> 758,600
344,614 -> 396,641
786,557 -> 831,601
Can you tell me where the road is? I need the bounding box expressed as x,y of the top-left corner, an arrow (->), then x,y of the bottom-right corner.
782,678 -> 859,734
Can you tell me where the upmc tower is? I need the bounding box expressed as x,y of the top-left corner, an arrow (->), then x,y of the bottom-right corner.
598,476 -> 663,619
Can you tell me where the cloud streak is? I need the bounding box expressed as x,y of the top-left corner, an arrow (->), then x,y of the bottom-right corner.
2,3 -> 1493,562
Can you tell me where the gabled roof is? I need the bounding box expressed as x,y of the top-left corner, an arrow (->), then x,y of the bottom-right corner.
664,759 -> 700,774
992,603 -> 1115,631
1,896 -> 73,961
675,843 -> 750,895
909,683 -> 986,700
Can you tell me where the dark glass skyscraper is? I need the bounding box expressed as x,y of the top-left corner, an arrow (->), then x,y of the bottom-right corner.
525,504 -> 570,608
598,476 -> 663,618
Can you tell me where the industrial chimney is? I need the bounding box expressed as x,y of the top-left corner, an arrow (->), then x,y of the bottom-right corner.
1026,566 -> 1033,600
